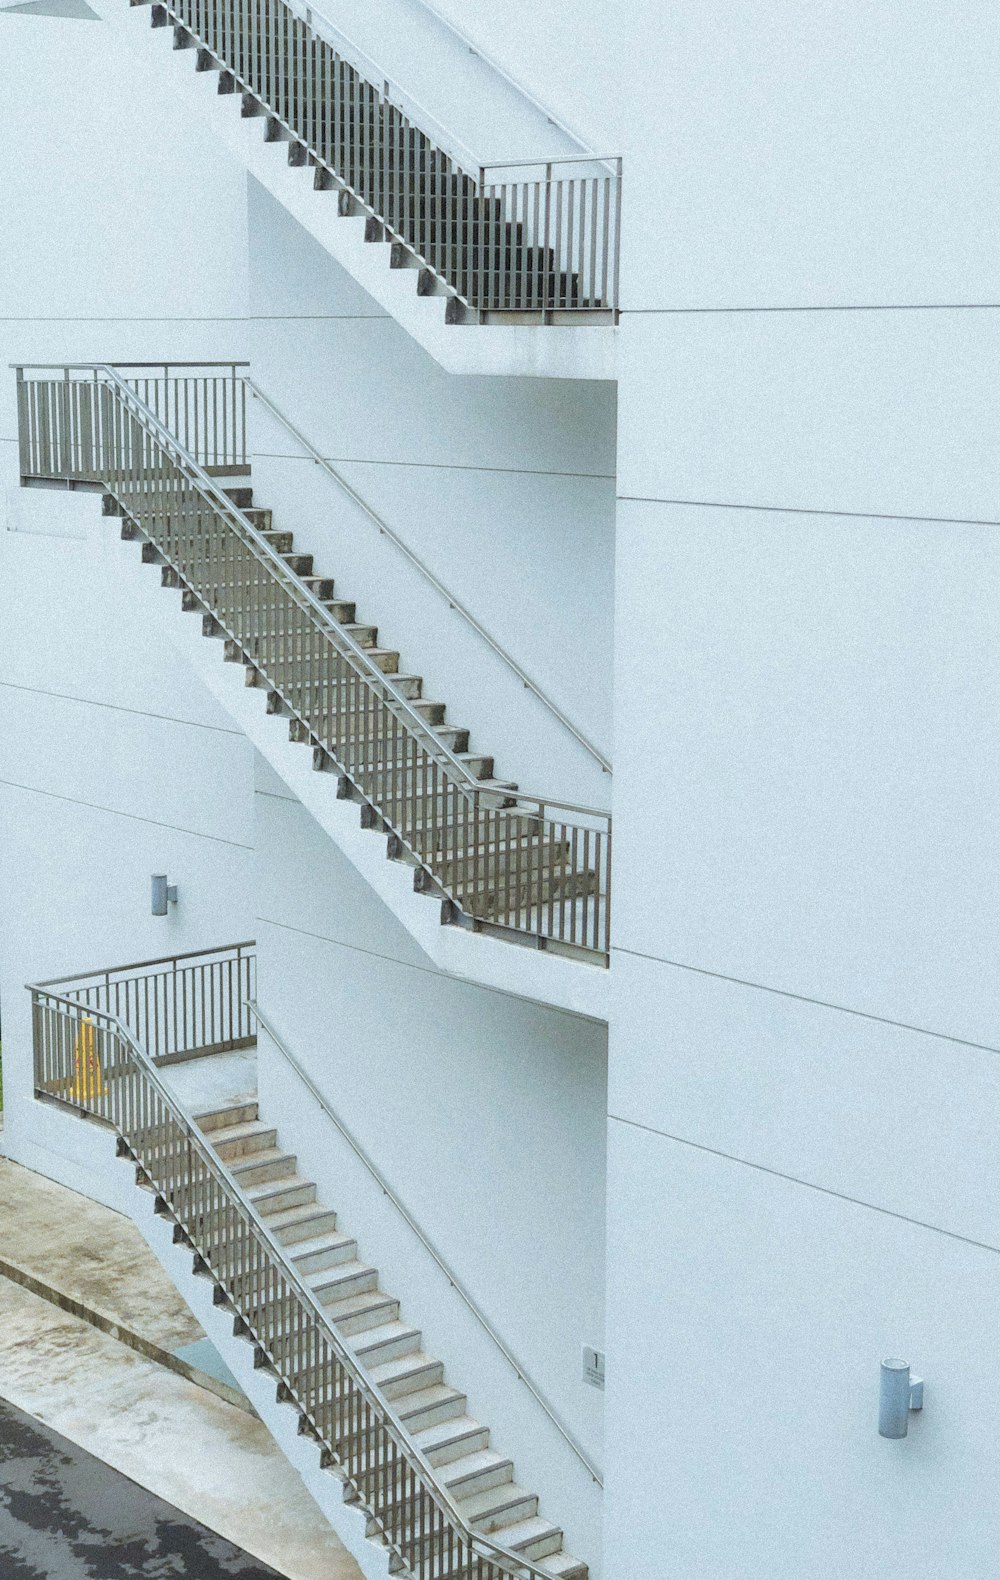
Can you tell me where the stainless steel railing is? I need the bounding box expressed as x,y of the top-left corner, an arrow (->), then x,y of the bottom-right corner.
16,363 -> 249,483
15,365 -> 612,961
146,0 -> 621,319
28,949 -> 571,1580
34,941 -> 257,1063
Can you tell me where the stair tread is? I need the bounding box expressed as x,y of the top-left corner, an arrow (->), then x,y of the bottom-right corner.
412,1415 -> 487,1454
481,1513 -> 562,1549
288,1229 -> 356,1260
536,1553 -> 588,1579
394,1383 -> 465,1419
350,1318 -> 421,1353
229,1146 -> 296,1171
264,1201 -> 335,1232
307,1257 -> 377,1287
368,1349 -> 440,1387
194,1097 -> 259,1129
457,1480 -> 536,1521
245,1172 -> 314,1201
440,1449 -> 513,1487
206,1119 -> 275,1147
322,1288 -> 398,1325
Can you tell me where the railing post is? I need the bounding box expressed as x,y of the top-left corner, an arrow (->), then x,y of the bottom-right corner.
62,366 -> 71,489
478,165 -> 486,324
15,366 -> 28,482
613,157 -> 623,318
542,162 -> 553,325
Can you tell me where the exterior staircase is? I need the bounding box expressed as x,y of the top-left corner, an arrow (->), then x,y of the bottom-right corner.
78,0 -> 619,377
140,0 -> 620,327
197,1095 -> 588,1579
15,362 -> 612,988
28,945 -> 598,1580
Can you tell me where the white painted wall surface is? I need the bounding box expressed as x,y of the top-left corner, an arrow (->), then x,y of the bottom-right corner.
252,756 -> 607,1571
246,180 -> 616,808
593,1 -> 1000,1574
0,489 -> 256,1202
0,10 -> 255,1201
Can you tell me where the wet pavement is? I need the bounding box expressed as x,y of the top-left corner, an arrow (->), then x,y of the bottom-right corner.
0,1394 -> 284,1579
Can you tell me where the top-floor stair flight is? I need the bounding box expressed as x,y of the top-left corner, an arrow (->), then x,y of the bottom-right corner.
80,0 -> 621,377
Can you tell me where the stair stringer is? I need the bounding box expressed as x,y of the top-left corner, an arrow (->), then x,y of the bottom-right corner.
107,520 -> 610,1022
84,0 -> 617,384
116,1141 -> 403,1580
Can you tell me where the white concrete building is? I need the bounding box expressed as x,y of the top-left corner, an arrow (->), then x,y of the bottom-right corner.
0,4 -> 995,1577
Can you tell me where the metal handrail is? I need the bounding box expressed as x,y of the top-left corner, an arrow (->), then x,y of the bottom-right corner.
16,364 -> 612,956
142,0 -> 621,317
93,365 -> 602,813
33,938 -> 257,989
245,376 -> 612,776
28,957 -> 569,1580
249,997 -> 603,1487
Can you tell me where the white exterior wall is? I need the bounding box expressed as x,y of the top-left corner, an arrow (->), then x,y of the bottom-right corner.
252,753 -> 607,1569
0,11 -> 255,1203
245,180 -> 616,809
423,3 -> 1000,1576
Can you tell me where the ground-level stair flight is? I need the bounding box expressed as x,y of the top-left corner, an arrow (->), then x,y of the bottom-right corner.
196,1097 -> 589,1580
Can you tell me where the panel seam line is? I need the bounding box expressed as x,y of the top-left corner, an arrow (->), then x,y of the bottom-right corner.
618,494 -> 1000,528
613,944 -> 1000,1058
0,681 -> 245,737
0,779 -> 253,848
609,1112 -> 1000,1257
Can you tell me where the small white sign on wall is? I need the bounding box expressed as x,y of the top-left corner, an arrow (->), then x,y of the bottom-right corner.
582,1345 -> 605,1390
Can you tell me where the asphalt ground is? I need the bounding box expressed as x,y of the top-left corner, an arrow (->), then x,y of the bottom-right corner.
0,1394 -> 285,1579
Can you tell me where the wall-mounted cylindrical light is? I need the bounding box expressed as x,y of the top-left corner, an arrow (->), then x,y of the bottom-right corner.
151,874 -> 178,916
879,1359 -> 924,1438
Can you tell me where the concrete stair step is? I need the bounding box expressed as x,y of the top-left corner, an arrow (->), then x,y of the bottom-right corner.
384,1488 -> 542,1566
368,1349 -> 444,1401
342,622 -> 378,647
321,1288 -> 401,1337
287,1228 -> 358,1275
412,1415 -> 490,1468
439,1449 -> 514,1501
309,1258 -> 380,1303
209,1119 -> 278,1161
353,751 -> 495,782
457,1480 -> 538,1534
394,1383 -> 468,1433
244,1174 -> 317,1214
457,867 -> 601,912
195,1099 -> 259,1133
536,1552 -> 589,1580
485,1514 -> 564,1562
350,1319 -> 423,1367
365,646 -> 401,674
265,1202 -> 339,1245
282,552 -> 314,575
320,597 -> 356,623
228,1146 -> 298,1187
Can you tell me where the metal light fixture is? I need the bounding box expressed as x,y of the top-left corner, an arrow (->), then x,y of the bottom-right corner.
151,874 -> 178,916
879,1359 -> 924,1438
